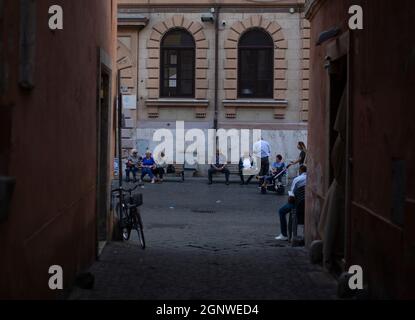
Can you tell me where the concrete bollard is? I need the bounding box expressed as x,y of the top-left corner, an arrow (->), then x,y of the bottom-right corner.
309,240 -> 323,264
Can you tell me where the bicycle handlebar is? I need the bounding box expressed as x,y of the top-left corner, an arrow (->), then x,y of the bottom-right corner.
111,184 -> 139,194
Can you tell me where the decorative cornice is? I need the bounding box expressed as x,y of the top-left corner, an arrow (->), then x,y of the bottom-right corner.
118,13 -> 149,28
118,1 -> 306,10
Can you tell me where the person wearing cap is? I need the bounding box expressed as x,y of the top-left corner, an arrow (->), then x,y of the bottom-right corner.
125,149 -> 141,183
141,151 -> 156,184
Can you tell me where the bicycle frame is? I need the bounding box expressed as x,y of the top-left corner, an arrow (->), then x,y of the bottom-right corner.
111,185 -> 145,248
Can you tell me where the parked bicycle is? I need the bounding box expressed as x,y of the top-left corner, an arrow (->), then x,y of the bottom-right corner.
111,185 -> 145,249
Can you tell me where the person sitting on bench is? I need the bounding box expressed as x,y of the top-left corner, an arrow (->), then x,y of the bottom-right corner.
208,150 -> 230,185
239,152 -> 255,185
141,151 -> 156,184
275,165 -> 307,241
125,149 -> 142,183
153,151 -> 167,182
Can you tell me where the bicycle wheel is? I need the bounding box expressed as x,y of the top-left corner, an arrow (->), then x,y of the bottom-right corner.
133,209 -> 146,249
117,203 -> 131,241
123,225 -> 132,241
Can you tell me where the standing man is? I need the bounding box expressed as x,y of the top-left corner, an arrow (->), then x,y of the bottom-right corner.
253,137 -> 271,178
208,150 -> 230,185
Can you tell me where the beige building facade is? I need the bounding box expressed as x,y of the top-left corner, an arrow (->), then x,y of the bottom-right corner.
117,0 -> 309,171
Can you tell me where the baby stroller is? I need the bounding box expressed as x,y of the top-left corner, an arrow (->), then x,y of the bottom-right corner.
260,168 -> 288,195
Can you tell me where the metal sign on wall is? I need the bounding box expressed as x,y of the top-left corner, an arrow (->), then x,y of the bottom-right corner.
122,95 -> 137,110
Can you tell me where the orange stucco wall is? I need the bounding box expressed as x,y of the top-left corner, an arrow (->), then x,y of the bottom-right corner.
0,0 -> 117,299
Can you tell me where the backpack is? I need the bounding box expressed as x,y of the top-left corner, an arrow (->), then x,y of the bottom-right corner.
167,164 -> 176,174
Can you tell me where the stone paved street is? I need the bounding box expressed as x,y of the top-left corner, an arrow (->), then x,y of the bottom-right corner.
69,178 -> 337,300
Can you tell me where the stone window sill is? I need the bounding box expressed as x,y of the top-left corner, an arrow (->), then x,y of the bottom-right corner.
223,99 -> 288,108
222,99 -> 288,119
146,98 -> 209,108
145,98 -> 209,119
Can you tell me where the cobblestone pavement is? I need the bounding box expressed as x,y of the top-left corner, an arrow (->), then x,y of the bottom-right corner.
69,178 -> 337,300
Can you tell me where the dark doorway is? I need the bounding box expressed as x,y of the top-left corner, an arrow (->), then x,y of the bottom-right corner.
326,54 -> 348,276
328,56 -> 347,185
96,65 -> 111,253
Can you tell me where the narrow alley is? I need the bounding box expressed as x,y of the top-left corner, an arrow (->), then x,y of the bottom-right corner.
70,179 -> 337,300
1,0 -> 414,304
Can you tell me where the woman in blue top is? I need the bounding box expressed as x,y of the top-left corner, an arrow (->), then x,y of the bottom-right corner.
141,151 -> 156,184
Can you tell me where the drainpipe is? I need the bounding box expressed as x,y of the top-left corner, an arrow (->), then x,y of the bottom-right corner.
19,0 -> 36,90
117,66 -> 131,190
213,6 -> 220,131
117,70 -> 123,190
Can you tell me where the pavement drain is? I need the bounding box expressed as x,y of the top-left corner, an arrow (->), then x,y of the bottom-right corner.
147,223 -> 189,229
235,243 -> 252,247
191,209 -> 216,214
187,244 -> 229,252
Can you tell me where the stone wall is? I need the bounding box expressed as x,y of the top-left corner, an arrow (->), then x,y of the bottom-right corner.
117,4 -> 309,174
126,127 -> 307,178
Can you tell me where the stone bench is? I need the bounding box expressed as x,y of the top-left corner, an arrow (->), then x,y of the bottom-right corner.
164,164 -> 185,182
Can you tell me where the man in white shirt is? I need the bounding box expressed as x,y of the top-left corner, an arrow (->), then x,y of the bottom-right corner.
153,151 -> 168,182
239,152 -> 255,185
276,165 -> 307,241
253,137 -> 271,177
288,167 -> 307,196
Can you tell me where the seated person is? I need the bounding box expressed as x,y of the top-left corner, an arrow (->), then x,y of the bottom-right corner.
141,151 -> 156,184
261,154 -> 286,189
275,165 -> 307,241
125,149 -> 142,183
239,152 -> 255,185
153,151 -> 167,182
208,150 -> 230,185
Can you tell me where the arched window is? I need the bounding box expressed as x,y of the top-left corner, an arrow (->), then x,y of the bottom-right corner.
238,29 -> 274,98
160,29 -> 195,98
